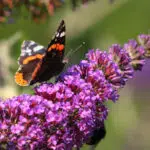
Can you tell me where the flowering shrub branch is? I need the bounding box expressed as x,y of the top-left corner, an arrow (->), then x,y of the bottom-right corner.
0,34 -> 150,149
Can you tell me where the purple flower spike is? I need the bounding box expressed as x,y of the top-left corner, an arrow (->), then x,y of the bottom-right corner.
86,49 -> 125,88
0,93 -> 107,149
0,95 -> 50,149
138,34 -> 150,57
124,39 -> 145,70
1,34 -> 150,149
35,74 -> 109,149
60,56 -> 119,101
109,44 -> 133,80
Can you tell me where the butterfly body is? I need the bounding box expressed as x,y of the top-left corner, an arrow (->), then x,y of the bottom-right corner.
30,57 -> 65,85
15,20 -> 65,86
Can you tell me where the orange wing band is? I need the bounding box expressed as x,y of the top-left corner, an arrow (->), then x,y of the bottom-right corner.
32,62 -> 42,80
48,44 -> 64,52
23,54 -> 44,65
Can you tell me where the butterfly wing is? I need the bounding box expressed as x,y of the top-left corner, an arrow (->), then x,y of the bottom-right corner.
46,19 -> 65,60
15,40 -> 46,86
15,20 -> 66,86
30,20 -> 66,84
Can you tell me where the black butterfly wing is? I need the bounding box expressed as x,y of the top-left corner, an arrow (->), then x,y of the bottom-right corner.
46,20 -> 65,60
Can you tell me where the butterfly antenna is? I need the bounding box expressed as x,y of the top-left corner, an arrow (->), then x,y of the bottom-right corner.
65,42 -> 85,58
62,42 -> 85,71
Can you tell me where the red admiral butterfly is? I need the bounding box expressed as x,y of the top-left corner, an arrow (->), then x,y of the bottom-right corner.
15,20 -> 65,86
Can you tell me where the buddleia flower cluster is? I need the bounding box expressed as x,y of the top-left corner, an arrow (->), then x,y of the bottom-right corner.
0,34 -> 150,149
0,0 -> 64,23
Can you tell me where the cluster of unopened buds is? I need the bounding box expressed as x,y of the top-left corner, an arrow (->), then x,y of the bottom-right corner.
0,34 -> 150,149
0,0 -> 64,23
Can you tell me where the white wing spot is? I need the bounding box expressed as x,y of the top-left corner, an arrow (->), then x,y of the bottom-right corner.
33,45 -> 44,52
60,32 -> 65,37
56,32 -> 59,37
24,47 -> 32,56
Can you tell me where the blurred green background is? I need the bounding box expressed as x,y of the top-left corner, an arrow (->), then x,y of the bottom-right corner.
0,0 -> 150,149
